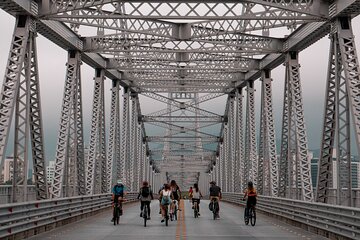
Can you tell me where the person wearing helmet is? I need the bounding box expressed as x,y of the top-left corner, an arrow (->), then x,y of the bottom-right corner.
112,179 -> 126,204
111,179 -> 127,222
243,181 -> 257,218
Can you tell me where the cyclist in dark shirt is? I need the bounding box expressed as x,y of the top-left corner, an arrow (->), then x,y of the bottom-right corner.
209,181 -> 222,218
170,180 -> 182,211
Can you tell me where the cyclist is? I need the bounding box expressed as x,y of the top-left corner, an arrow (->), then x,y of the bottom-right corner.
159,183 -> 173,222
243,181 -> 257,218
137,181 -> 154,220
170,180 -> 182,212
209,181 -> 221,218
111,179 -> 126,221
158,183 -> 166,214
192,183 -> 203,216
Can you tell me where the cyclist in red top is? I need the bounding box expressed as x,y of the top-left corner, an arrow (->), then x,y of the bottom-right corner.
243,181 -> 257,217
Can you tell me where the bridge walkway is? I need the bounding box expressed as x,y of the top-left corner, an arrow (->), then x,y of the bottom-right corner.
28,200 -> 327,240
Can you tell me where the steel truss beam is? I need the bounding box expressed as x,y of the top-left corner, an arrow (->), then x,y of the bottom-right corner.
0,16 -> 48,202
317,17 -> 360,207
107,79 -> 121,191
257,71 -> 278,196
244,81 -> 257,186
278,52 -> 313,201
235,88 -> 244,192
51,50 -> 85,198
85,69 -> 107,194
43,1 -> 324,20
120,88 -> 130,187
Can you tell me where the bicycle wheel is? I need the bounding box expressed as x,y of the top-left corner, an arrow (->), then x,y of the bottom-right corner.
244,208 -> 249,225
174,205 -> 178,221
165,207 -> 169,226
143,206 -> 148,227
250,208 -> 256,226
194,203 -> 198,218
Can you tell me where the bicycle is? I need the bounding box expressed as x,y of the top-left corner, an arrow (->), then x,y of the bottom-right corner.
113,200 -> 122,225
193,200 -> 199,218
170,200 -> 179,221
244,204 -> 256,226
210,198 -> 219,220
162,204 -> 170,226
142,204 -> 149,227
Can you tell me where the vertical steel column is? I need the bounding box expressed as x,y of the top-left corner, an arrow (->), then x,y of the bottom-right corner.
0,16 -> 48,201
129,93 -> 138,191
258,71 -> 278,196
278,52 -> 313,201
223,126 -> 229,192
317,17 -> 360,206
107,79 -> 120,191
120,88 -> 130,187
229,95 -> 236,192
135,124 -> 141,189
244,81 -> 257,186
99,72 -> 107,194
236,88 -> 245,192
51,50 -> 84,198
85,69 -> 106,194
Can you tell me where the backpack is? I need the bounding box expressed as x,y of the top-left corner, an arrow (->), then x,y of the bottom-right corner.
161,190 -> 171,205
141,187 -> 150,198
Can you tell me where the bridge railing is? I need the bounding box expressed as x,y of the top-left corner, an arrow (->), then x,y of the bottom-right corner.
222,192 -> 360,240
0,192 -> 138,239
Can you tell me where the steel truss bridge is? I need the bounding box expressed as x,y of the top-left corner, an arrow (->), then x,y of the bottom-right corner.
0,0 -> 360,239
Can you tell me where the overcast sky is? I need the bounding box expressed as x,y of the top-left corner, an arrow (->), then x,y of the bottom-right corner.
0,9 -> 359,161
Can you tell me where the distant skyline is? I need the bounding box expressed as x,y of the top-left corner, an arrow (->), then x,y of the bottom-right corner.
0,9 -> 360,161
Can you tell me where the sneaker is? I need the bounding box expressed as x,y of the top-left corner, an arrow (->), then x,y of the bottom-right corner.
161,218 -> 165,223
191,206 -> 194,209
147,217 -> 151,220
111,218 -> 114,222
159,210 -> 161,214
198,213 -> 200,216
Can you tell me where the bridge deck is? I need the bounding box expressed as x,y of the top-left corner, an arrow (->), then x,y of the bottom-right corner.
28,200 -> 327,240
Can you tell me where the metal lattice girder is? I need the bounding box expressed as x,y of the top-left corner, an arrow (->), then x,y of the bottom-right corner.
120,88 -> 130,187
142,115 -> 223,123
317,17 -> 360,206
129,94 -> 138,191
107,79 -> 120,191
43,1 -> 325,20
141,92 -> 220,118
108,57 -> 258,71
146,92 -> 224,117
229,95 -> 236,192
0,16 -> 48,202
51,51 -> 84,198
85,69 -> 106,195
278,52 -> 313,201
84,36 -> 282,54
257,70 -> 278,196
0,16 -> 31,171
235,88 -> 244,192
244,81 -> 257,186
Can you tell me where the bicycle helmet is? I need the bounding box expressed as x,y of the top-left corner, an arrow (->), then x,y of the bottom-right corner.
247,181 -> 253,188
117,179 -> 123,184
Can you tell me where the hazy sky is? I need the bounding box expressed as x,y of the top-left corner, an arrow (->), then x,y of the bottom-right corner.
0,8 -> 359,161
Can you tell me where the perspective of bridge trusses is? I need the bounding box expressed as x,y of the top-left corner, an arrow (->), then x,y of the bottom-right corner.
0,0 -> 360,206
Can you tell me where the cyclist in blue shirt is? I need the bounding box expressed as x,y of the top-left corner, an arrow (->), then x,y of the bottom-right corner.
112,179 -> 126,203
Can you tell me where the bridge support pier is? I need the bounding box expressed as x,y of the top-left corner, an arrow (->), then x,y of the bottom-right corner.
0,15 -> 48,201
317,17 -> 360,207
51,50 -> 85,198
278,52 -> 313,202
258,71 -> 278,196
